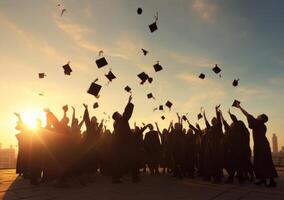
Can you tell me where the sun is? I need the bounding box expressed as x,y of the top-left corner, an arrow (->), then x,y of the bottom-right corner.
20,109 -> 45,130
21,113 -> 37,129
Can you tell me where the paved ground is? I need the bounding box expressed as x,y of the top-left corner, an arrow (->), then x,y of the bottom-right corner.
1,169 -> 284,200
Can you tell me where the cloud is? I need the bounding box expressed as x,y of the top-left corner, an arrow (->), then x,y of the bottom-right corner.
170,52 -> 216,68
53,15 -> 100,53
176,73 -> 214,85
192,0 -> 218,22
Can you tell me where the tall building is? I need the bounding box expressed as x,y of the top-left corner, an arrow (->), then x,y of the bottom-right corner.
272,133 -> 278,154
0,145 -> 16,169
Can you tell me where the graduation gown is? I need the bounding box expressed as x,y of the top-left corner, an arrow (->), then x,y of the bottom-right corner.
247,115 -> 278,179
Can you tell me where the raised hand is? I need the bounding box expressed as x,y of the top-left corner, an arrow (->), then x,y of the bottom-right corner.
83,103 -> 88,109
62,105 -> 68,112
215,104 -> 221,110
128,95 -> 132,103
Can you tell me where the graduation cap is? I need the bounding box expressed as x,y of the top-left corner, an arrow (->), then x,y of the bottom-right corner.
199,73 -> 205,79
165,101 -> 173,110
147,93 -> 156,100
93,102 -> 99,109
197,113 -> 203,120
87,81 -> 102,98
161,116 -> 165,120
149,12 -> 158,33
137,7 -> 142,15
212,64 -> 221,74
148,77 -> 153,83
153,107 -> 158,112
137,72 -> 149,84
232,100 -> 240,107
142,48 -> 148,56
232,79 -> 239,87
38,73 -> 46,79
124,86 -> 131,93
149,22 -> 157,33
105,70 -> 116,82
153,61 -> 163,72
96,57 -> 108,68
159,105 -> 164,111
63,63 -> 72,75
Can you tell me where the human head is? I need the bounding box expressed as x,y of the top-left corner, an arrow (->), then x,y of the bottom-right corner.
148,124 -> 154,130
257,114 -> 268,123
211,117 -> 218,126
112,111 -> 122,121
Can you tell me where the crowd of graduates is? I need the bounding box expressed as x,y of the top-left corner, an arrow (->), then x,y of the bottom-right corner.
14,96 -> 278,188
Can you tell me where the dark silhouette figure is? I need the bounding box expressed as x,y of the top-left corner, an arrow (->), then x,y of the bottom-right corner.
111,96 -> 138,183
237,104 -> 278,187
14,113 -> 31,179
144,124 -> 161,175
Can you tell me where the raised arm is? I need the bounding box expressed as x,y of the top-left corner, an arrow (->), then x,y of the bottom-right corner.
203,111 -> 211,128
155,122 -> 161,134
71,106 -> 76,127
167,121 -> 173,132
187,120 -> 199,133
220,110 -> 230,132
176,113 -> 183,130
228,109 -> 238,123
83,104 -> 91,128
140,124 -> 149,134
14,113 -> 23,123
238,104 -> 250,117
215,105 -> 221,124
61,105 -> 68,123
123,96 -> 134,121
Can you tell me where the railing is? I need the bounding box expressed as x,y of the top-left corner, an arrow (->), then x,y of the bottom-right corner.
272,155 -> 284,167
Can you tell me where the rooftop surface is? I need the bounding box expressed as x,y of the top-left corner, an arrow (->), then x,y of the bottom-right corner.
1,169 -> 284,200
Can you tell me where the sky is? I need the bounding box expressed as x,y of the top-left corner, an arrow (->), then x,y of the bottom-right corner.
0,0 -> 283,149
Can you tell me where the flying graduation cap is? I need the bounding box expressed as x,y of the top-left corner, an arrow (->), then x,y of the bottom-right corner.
105,70 -> 116,82
161,116 -> 165,120
159,105 -> 164,111
197,113 -> 203,120
147,93 -> 156,100
141,48 -> 148,56
38,73 -> 46,79
96,56 -> 108,69
165,101 -> 173,110
199,73 -> 205,79
232,79 -> 239,87
137,7 -> 142,15
149,12 -> 158,33
93,102 -> 99,109
87,81 -> 102,98
124,86 -> 132,93
232,100 -> 240,107
62,62 -> 72,75
182,115 -> 187,121
137,72 -> 149,85
212,64 -> 221,74
153,61 -> 163,72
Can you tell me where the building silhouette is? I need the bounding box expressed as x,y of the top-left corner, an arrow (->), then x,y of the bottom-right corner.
272,133 -> 278,154
0,144 -> 16,169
